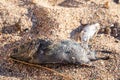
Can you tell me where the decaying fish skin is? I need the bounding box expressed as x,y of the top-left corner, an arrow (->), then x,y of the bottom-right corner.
10,38 -> 40,62
30,39 -> 97,64
80,23 -> 100,49
11,39 -> 98,64
81,23 -> 100,42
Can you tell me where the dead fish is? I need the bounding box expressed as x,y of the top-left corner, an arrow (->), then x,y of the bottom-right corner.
29,39 -> 97,64
10,39 -> 109,64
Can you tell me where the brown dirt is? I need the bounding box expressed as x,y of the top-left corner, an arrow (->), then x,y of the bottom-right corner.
0,0 -> 120,80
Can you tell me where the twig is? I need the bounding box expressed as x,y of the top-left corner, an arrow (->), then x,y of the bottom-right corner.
10,57 -> 73,80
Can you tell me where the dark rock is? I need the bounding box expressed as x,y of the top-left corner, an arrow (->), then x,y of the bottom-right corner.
113,0 -> 120,4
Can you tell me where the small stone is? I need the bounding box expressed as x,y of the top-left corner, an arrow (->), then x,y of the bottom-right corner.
100,61 -> 105,66
81,19 -> 88,25
103,2 -> 109,9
